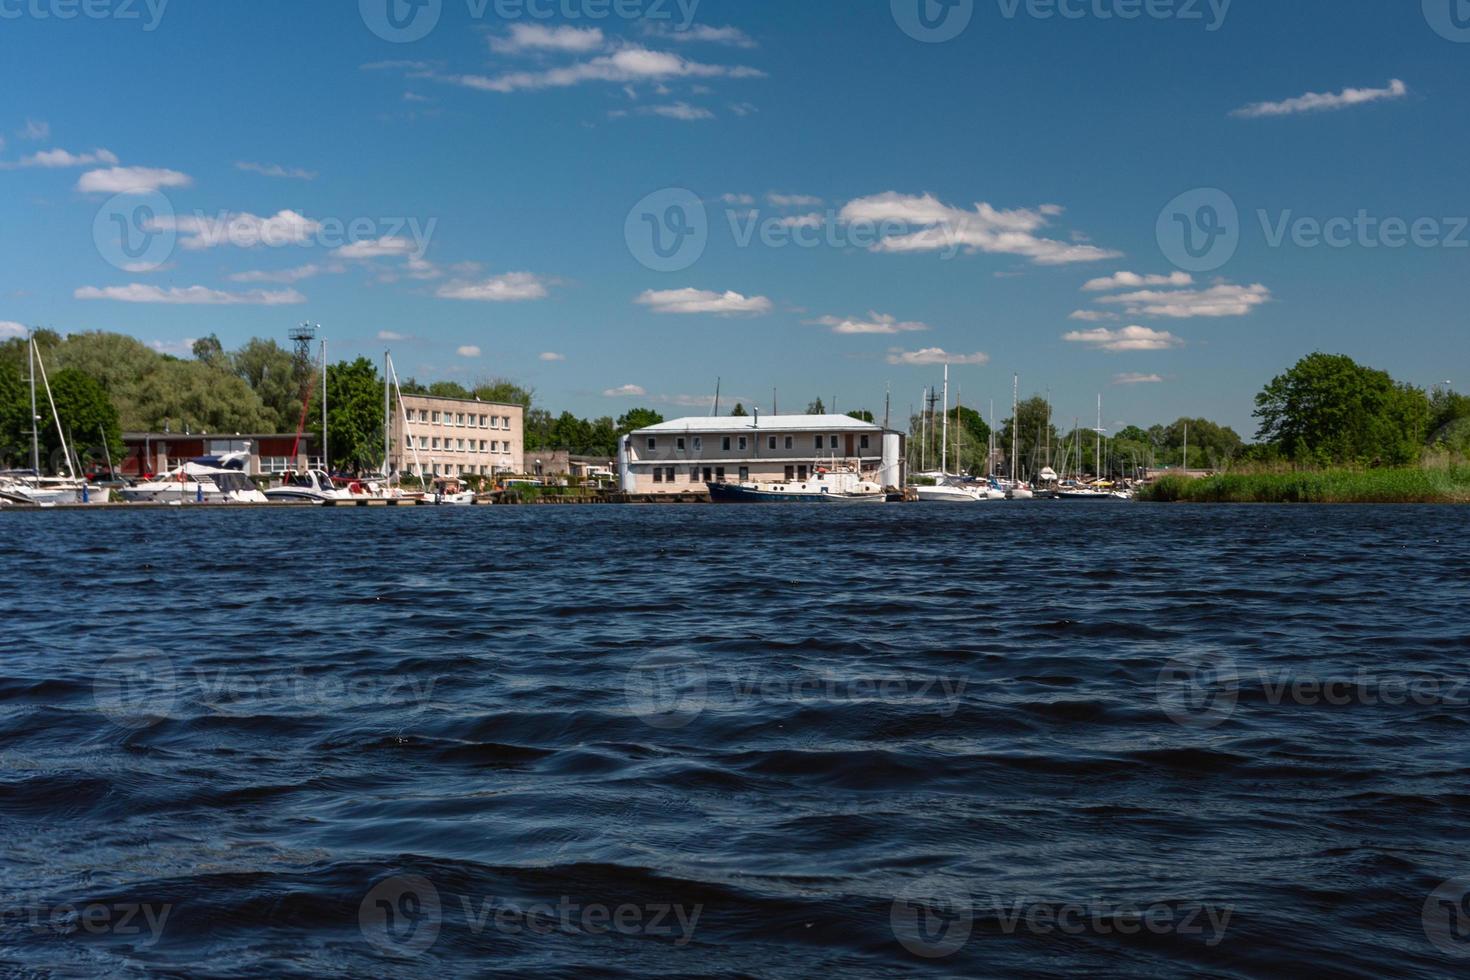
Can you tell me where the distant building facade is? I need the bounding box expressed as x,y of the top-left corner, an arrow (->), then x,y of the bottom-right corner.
619,414 -> 905,495
388,394 -> 524,479
121,432 -> 316,478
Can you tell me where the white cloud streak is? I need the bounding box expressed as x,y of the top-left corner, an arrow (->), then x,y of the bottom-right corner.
75,284 -> 305,305
1113,372 -> 1165,385
1096,282 -> 1271,318
437,272 -> 550,302
444,47 -> 763,93
1063,326 -> 1183,352
236,161 -> 318,180
1082,270 -> 1194,291
636,288 -> 772,315
76,166 -> 192,195
490,24 -> 606,53
1232,79 -> 1408,118
809,311 -> 928,335
886,348 -> 990,366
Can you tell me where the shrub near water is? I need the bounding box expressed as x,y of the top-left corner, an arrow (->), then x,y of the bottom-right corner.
1139,466 -> 1470,503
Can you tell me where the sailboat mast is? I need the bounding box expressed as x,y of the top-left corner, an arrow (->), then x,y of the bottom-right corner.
33,340 -> 75,479
321,339 -> 329,473
940,365 -> 949,476
1011,373 -> 1019,484
383,349 -> 391,478
28,334 -> 39,476
1096,394 -> 1102,480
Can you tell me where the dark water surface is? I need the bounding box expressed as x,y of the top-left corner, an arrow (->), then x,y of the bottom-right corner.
2,504 -> 1469,977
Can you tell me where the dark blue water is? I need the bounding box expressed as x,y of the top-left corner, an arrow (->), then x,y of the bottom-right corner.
2,504 -> 1468,977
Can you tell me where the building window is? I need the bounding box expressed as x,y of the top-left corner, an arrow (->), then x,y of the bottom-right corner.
653,468 -> 663,483
665,467 -> 676,482
738,437 -> 747,451
785,436 -> 793,450
676,437 -> 685,451
418,409 -> 428,422
479,415 -> 487,427
693,436 -> 702,450
785,465 -> 795,480
860,435 -> 870,450
419,436 -> 428,449
722,437 -> 731,451
814,436 -> 824,449
798,465 -> 808,480
502,416 -> 510,428
768,436 -> 776,450
647,437 -> 656,450
829,435 -> 838,448
702,467 -> 713,481
715,466 -> 725,482
690,467 -> 700,483
432,437 -> 440,450
739,466 -> 749,482
432,412 -> 441,424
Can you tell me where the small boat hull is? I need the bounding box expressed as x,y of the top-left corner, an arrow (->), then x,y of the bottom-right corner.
707,482 -> 885,504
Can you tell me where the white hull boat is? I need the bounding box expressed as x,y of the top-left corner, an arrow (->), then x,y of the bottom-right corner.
121,450 -> 268,504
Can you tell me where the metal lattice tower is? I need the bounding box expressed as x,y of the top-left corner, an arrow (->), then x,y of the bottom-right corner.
289,322 -> 317,394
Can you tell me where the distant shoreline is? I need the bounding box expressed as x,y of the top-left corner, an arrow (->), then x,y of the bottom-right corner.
1137,468 -> 1470,504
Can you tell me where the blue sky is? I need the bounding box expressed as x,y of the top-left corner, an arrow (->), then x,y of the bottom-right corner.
1,0 -> 1466,436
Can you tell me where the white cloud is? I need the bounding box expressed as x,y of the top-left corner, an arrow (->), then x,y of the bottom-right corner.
1068,310 -> 1120,322
839,191 -> 1120,265
437,272 -> 550,302
228,263 -> 343,284
236,161 -> 318,180
721,192 -> 755,205
636,288 -> 772,316
445,47 -> 763,93
646,24 -> 756,48
1114,372 -> 1165,385
728,102 -> 758,117
457,345 -> 482,358
603,384 -> 647,397
76,166 -> 192,195
378,330 -> 409,341
334,236 -> 418,260
1096,282 -> 1271,318
1063,326 -> 1184,352
18,119 -> 49,141
808,311 -> 928,335
886,348 -> 990,366
1232,79 -> 1408,118
776,213 -> 823,229
159,210 -> 321,250
0,321 -> 27,338
74,284 -> 305,305
491,24 -> 606,53
1082,270 -> 1194,291
2,147 -> 118,169
640,102 -> 714,120
539,351 -> 565,361
767,192 -> 822,207
404,256 -> 442,280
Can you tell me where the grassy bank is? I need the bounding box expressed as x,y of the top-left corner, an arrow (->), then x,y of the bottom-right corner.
1138,465 -> 1470,504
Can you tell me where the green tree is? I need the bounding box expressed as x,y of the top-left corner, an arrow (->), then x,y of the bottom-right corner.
998,396 -> 1060,479
806,398 -> 826,415
46,369 -> 123,473
1255,352 -> 1430,465
730,403 -> 748,417
847,409 -> 875,423
473,379 -> 534,410
230,337 -> 300,430
616,407 -> 664,435
0,360 -> 33,466
524,408 -> 554,450
427,380 -> 472,399
192,334 -> 225,367
309,357 -> 385,472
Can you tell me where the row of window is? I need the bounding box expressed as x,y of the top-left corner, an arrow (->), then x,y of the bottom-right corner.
648,434 -> 871,452
414,437 -> 515,454
649,465 -> 816,484
413,409 -> 515,429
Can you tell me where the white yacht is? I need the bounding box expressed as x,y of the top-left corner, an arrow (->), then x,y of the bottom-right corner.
120,450 -> 268,504
0,473 -> 110,506
709,465 -> 886,503
264,469 -> 354,504
914,478 -> 983,503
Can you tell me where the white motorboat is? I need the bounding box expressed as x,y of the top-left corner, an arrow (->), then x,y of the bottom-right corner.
120,450 -> 268,504
710,464 -> 886,503
914,478 -> 983,503
264,469 -> 355,504
0,473 -> 110,506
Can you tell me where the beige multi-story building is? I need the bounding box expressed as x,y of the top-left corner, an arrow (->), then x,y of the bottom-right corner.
388,394 -> 524,480
619,414 -> 905,495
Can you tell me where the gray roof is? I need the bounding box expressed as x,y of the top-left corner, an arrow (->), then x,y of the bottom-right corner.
633,414 -> 886,435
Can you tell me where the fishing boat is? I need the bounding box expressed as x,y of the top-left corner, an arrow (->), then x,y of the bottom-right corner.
709,464 -> 885,503
120,449 -> 268,504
